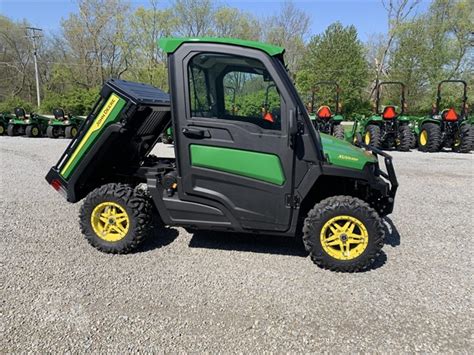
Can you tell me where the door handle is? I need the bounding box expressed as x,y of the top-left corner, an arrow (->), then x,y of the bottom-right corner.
182,127 -> 210,138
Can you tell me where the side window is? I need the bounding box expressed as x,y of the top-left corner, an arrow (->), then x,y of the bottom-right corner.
188,53 -> 282,130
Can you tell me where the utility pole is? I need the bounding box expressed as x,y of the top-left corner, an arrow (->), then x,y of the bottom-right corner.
25,27 -> 43,109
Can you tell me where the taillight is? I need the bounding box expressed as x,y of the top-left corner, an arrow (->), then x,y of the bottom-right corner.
51,179 -> 62,191
443,108 -> 458,121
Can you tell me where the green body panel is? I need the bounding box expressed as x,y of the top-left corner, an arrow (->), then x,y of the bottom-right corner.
320,133 -> 376,170
190,144 -> 286,185
332,114 -> 344,122
158,37 -> 285,56
309,113 -> 316,121
8,118 -> 27,125
60,95 -> 126,179
398,115 -> 411,122
48,116 -> 84,127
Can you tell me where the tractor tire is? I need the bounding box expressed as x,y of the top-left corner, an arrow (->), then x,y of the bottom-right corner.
65,126 -> 78,139
418,123 -> 441,152
453,124 -> 473,153
410,133 -> 417,149
80,183 -> 154,253
364,125 -> 381,149
333,125 -> 345,140
47,126 -> 60,138
7,124 -> 18,136
25,125 -> 41,137
0,123 -> 5,135
302,196 -> 385,272
396,125 -> 413,151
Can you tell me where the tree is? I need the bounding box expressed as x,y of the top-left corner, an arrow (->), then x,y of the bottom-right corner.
172,0 -> 215,37
263,1 -> 310,75
297,23 -> 369,115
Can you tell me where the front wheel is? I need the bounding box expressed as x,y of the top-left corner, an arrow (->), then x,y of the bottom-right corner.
47,125 -> 60,138
25,125 -> 41,137
65,125 -> 78,138
302,196 -> 385,272
79,183 -> 154,253
332,124 -> 345,140
0,123 -> 5,135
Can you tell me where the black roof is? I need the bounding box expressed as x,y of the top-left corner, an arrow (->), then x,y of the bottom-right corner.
106,79 -> 170,106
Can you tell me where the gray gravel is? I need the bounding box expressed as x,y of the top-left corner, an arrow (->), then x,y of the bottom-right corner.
1,136 -> 473,353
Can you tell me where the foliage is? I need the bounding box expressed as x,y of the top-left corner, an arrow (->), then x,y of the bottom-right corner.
297,23 -> 370,117
0,96 -> 33,113
0,0 -> 472,117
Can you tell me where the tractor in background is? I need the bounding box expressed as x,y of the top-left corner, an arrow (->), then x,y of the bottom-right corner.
308,81 -> 345,140
7,107 -> 49,137
417,80 -> 471,153
358,81 -> 415,151
47,108 -> 84,138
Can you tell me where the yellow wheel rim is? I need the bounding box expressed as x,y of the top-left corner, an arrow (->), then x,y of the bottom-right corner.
364,132 -> 371,145
320,215 -> 369,260
91,202 -> 130,242
71,128 -> 78,137
454,136 -> 461,147
32,127 -> 39,136
419,130 -> 428,146
0,126 -> 4,134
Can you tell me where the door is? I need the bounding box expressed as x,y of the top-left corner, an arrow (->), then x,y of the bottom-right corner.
171,45 -> 296,232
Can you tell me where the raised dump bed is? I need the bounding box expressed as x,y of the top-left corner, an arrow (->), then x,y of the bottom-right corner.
46,79 -> 171,202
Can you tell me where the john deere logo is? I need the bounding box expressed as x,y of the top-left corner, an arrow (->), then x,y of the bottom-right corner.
92,94 -> 120,131
338,154 -> 359,161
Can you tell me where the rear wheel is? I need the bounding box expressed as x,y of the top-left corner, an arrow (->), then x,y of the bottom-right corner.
396,125 -> 413,151
302,196 -> 385,272
79,183 -> 154,253
7,124 -> 18,136
0,123 -> 5,135
453,124 -> 473,153
65,125 -> 78,138
25,125 -> 40,137
418,123 -> 441,152
333,124 -> 345,140
364,125 -> 381,149
47,126 -> 60,138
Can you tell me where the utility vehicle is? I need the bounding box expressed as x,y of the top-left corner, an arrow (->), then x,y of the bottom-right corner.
359,81 -> 414,151
47,108 -> 85,138
7,107 -> 49,137
307,81 -> 345,140
417,80 -> 472,153
46,38 -> 398,272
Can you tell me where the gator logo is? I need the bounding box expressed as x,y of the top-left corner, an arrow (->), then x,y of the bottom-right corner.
338,154 -> 359,161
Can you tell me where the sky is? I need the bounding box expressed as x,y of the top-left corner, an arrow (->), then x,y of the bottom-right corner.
0,0 -> 431,41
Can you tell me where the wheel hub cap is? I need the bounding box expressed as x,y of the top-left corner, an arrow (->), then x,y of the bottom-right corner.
91,202 -> 129,242
320,215 -> 369,260
420,130 -> 428,146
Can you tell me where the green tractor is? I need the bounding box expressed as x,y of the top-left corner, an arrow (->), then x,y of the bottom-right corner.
46,37 -> 398,272
308,81 -> 345,140
46,108 -> 85,139
7,107 -> 49,137
360,81 -> 415,151
417,80 -> 472,153
0,112 -> 15,135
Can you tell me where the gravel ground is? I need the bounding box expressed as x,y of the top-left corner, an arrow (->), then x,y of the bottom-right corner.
1,136 -> 473,353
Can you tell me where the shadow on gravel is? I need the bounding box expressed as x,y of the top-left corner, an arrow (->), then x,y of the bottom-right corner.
383,217 -> 401,247
188,231 -> 308,257
138,227 -> 179,253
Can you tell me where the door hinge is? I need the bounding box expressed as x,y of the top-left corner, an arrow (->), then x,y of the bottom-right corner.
286,194 -> 300,208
